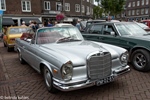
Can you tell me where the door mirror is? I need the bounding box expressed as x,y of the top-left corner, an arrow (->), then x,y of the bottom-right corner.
110,31 -> 115,36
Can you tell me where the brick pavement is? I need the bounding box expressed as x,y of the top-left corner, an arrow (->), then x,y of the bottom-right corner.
0,41 -> 150,100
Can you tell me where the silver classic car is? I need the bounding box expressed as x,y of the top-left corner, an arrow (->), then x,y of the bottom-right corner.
15,25 -> 130,93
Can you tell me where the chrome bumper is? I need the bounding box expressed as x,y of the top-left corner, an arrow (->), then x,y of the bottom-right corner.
53,65 -> 130,91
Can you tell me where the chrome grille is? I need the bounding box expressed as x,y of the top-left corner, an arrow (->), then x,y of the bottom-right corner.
87,52 -> 112,80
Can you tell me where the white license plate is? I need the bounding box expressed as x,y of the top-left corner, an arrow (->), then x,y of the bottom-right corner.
96,76 -> 115,86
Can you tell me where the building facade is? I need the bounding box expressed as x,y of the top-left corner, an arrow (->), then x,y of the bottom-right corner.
0,0 -> 94,26
123,0 -> 149,21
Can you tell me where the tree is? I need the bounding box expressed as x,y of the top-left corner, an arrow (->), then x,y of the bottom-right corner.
93,6 -> 104,19
101,0 -> 125,17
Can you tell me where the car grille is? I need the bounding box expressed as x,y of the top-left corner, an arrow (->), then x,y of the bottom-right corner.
87,52 -> 112,80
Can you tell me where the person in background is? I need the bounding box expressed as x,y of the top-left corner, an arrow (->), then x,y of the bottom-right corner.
32,21 -> 39,32
29,20 -> 34,28
47,21 -> 53,27
76,20 -> 81,31
21,21 -> 27,27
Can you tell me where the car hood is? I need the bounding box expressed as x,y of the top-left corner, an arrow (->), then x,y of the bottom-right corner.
123,34 -> 150,41
40,41 -> 120,66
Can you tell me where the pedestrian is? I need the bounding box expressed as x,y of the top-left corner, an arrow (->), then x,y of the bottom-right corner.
47,21 -> 53,27
32,21 -> 39,32
21,21 -> 27,27
76,20 -> 81,31
29,20 -> 34,28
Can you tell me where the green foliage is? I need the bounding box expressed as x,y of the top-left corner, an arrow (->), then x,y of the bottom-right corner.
101,0 -> 125,16
93,6 -> 104,19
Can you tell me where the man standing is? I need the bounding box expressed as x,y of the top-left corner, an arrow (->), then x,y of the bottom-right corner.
21,21 -> 27,27
76,20 -> 81,31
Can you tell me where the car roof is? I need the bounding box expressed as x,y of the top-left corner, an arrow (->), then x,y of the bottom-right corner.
54,23 -> 74,27
93,21 -> 134,25
87,20 -> 106,22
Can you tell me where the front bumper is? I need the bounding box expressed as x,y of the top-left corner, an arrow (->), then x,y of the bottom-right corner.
53,65 -> 130,91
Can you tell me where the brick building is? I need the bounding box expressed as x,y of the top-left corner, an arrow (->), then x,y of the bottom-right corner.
122,0 -> 149,21
0,0 -> 94,26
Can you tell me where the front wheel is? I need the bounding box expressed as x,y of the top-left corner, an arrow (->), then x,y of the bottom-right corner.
43,66 -> 57,93
18,51 -> 26,64
131,49 -> 150,72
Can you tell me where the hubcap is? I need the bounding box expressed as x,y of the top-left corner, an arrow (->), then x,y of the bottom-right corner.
134,53 -> 146,69
45,68 -> 51,88
18,52 -> 22,62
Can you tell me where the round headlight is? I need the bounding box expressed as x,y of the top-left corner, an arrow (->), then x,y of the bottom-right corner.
120,52 -> 129,64
61,62 -> 73,81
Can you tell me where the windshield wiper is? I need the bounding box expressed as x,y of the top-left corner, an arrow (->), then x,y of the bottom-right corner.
56,37 -> 81,43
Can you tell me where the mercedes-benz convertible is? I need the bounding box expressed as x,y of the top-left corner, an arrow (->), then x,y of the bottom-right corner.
15,25 -> 130,93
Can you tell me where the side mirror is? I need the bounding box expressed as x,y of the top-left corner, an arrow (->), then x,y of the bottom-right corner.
110,31 -> 115,36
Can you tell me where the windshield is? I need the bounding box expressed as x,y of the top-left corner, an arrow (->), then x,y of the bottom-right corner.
136,22 -> 149,29
36,27 -> 84,44
116,22 -> 148,36
9,27 -> 29,34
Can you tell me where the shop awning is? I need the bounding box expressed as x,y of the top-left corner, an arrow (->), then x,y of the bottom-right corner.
21,18 -> 42,25
2,18 -> 14,26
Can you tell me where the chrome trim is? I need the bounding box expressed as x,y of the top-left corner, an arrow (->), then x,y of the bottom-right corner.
53,65 -> 130,91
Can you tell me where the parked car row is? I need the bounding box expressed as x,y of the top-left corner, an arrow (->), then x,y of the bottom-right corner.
1,21 -> 150,93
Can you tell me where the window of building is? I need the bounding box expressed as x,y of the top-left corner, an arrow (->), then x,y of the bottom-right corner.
132,2 -> 135,7
128,2 -> 131,7
65,3 -> 70,11
142,0 -> 144,5
137,1 -> 140,6
87,6 -> 90,15
82,5 -> 85,13
145,8 -> 148,14
56,2 -> 62,11
128,10 -> 131,16
75,4 -> 80,12
136,9 -> 139,15
90,8 -> 93,14
146,0 -> 149,5
44,1 -> 50,10
141,9 -> 144,14
21,0 -> 31,12
0,0 -> 6,10
132,10 -> 135,15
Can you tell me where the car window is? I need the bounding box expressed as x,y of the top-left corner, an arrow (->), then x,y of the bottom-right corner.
103,25 -> 115,35
9,27 -> 29,34
89,25 -> 103,34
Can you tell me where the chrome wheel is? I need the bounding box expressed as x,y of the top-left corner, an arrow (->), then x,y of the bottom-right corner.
18,51 -> 25,64
44,68 -> 52,88
133,53 -> 146,69
132,49 -> 150,72
43,66 -> 57,93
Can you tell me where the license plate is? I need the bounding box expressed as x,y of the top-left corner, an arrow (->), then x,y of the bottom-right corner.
96,76 -> 115,86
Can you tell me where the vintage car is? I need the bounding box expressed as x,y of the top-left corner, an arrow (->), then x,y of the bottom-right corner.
82,22 -> 150,72
15,26 -> 130,93
3,26 -> 30,52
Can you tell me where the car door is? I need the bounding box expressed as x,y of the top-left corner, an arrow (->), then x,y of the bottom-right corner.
82,24 -> 103,41
98,24 -> 131,50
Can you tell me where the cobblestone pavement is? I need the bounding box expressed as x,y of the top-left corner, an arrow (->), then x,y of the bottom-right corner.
0,42 -> 150,100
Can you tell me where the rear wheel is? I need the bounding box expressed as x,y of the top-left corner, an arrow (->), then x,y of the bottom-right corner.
131,49 -> 150,72
18,51 -> 26,64
7,46 -> 11,52
43,66 -> 57,93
